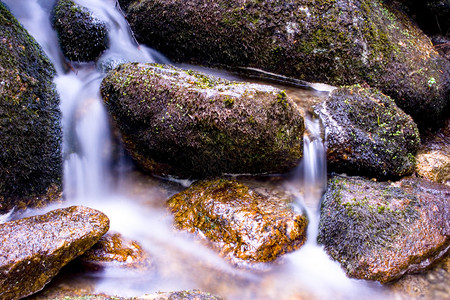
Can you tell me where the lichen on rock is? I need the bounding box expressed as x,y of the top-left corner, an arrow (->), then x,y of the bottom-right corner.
318,175 -> 449,283
167,178 -> 308,265
100,63 -> 304,178
52,0 -> 109,62
313,84 -> 420,180
0,2 -> 62,212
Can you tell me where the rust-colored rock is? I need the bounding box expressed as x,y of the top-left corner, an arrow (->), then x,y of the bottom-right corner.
318,175 -> 449,283
167,179 -> 308,265
78,232 -> 149,270
0,206 -> 110,299
416,118 -> 450,186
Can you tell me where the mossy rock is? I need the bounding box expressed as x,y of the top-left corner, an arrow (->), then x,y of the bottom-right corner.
52,0 -> 108,62
0,206 -> 110,299
167,178 -> 308,265
318,175 -> 449,283
0,2 -> 62,212
313,85 -> 420,180
100,63 -> 304,178
123,0 -> 450,128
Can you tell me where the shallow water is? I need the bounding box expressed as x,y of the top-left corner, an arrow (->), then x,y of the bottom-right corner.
2,0 -> 423,299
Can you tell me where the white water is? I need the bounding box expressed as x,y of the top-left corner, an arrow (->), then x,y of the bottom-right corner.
3,0 -> 390,299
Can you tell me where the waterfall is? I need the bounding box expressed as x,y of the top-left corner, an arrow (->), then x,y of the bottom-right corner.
3,1 -> 389,299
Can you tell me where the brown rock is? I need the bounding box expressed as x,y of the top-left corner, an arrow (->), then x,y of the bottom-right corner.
78,232 -> 149,270
416,118 -> 450,186
167,178 -> 308,265
318,175 -> 449,283
0,206 -> 110,299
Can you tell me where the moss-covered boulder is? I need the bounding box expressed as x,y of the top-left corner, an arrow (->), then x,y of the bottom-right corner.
318,175 -> 449,283
78,232 -> 149,270
0,3 -> 62,212
100,63 -> 304,178
313,85 -> 420,180
122,0 -> 450,128
416,118 -> 450,186
0,206 -> 110,299
52,0 -> 108,62
167,178 -> 308,265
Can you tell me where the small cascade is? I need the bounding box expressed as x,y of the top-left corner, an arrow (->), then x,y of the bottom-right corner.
2,1 -> 389,299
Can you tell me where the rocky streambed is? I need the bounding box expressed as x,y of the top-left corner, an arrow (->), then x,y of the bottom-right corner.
1,0 -> 449,299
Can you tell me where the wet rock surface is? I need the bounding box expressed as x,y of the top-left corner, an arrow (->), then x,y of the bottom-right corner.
0,206 -> 110,299
313,85 -> 420,180
416,118 -> 450,186
388,255 -> 450,300
167,178 -> 308,265
141,290 -> 224,300
101,63 -> 304,178
318,175 -> 450,283
0,3 -> 62,212
78,232 -> 149,270
123,0 -> 450,128
52,0 -> 108,62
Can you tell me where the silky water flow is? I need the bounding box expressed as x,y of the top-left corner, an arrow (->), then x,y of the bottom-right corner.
3,0 -> 390,299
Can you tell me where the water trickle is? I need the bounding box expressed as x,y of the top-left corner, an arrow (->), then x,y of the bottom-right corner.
3,0 -> 391,299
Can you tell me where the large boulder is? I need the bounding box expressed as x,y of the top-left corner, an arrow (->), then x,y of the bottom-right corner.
0,206 -> 110,299
100,63 -> 304,178
122,0 -> 450,128
167,178 -> 308,265
52,0 -> 109,62
318,175 -> 449,283
0,2 -> 62,212
313,85 -> 420,180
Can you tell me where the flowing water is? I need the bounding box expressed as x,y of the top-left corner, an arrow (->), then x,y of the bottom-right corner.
3,0 -> 394,299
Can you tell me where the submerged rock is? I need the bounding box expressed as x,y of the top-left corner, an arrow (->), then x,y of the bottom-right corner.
416,118 -> 450,186
78,232 -> 149,270
167,178 -> 308,265
313,85 -> 420,180
101,63 -> 304,178
0,3 -> 62,212
123,0 -> 450,128
52,0 -> 108,62
318,175 -> 449,283
0,206 -> 110,299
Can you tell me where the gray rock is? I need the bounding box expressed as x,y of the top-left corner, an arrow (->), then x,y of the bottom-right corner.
318,175 -> 449,283
52,0 -> 109,62
122,0 -> 450,128
0,3 -> 62,212
0,206 -> 110,299
167,178 -> 308,265
313,85 -> 420,180
100,63 -> 304,178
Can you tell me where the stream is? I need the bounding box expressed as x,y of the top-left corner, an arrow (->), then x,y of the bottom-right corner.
4,0 -> 393,299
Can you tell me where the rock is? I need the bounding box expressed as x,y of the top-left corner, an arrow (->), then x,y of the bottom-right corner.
0,3 -> 62,212
313,85 -> 420,180
122,0 -> 450,128
416,118 -> 450,186
52,0 -> 109,62
0,206 -> 110,299
78,232 -> 149,270
318,175 -> 450,283
167,178 -> 308,265
388,255 -> 450,300
142,290 -> 224,300
100,63 -> 304,178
